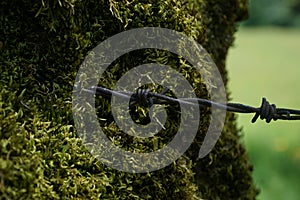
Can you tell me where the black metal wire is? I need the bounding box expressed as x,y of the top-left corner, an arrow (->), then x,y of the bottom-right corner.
76,85 -> 300,123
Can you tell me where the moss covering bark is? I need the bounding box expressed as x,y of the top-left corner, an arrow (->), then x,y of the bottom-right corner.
0,0 -> 258,199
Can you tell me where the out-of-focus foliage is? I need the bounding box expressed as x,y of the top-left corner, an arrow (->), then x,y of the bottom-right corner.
0,0 -> 258,199
228,27 -> 300,200
244,0 -> 300,27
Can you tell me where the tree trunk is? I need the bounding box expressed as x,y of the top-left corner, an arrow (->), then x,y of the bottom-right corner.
0,0 -> 258,199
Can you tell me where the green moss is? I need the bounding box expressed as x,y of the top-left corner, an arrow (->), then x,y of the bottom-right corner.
0,0 -> 258,199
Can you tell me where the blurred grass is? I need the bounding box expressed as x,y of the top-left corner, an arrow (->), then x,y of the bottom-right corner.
227,27 -> 300,200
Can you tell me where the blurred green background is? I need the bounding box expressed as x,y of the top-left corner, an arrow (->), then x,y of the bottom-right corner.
244,0 -> 300,27
227,1 -> 300,198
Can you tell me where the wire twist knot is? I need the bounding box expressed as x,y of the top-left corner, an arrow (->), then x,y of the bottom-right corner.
133,88 -> 153,107
252,98 -> 278,123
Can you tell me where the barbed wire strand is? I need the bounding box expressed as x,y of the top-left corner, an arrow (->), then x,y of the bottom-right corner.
76,85 -> 300,123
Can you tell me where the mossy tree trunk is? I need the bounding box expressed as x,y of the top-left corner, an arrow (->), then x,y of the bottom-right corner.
0,0 -> 258,199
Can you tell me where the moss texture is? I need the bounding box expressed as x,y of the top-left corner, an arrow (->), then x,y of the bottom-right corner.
0,0 -> 258,199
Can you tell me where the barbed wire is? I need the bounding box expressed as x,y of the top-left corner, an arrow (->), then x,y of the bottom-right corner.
77,85 -> 300,123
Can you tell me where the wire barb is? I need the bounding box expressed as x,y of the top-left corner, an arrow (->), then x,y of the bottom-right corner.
132,88 -> 153,107
251,98 -> 277,123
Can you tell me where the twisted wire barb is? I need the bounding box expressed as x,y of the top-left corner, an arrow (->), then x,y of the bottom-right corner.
77,85 -> 300,123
